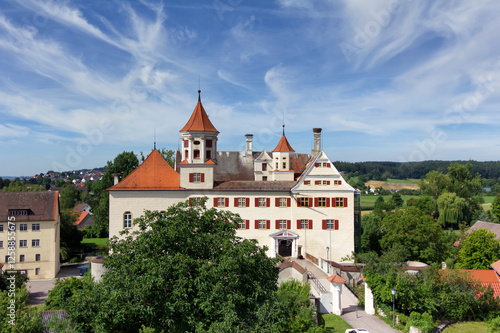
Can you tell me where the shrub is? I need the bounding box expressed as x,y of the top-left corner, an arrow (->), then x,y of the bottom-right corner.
408,312 -> 434,333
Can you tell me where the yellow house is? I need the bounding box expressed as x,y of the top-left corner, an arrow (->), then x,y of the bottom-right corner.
0,191 -> 60,279
109,91 -> 361,262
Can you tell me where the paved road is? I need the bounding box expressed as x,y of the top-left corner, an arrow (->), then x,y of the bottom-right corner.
294,259 -> 401,333
26,265 -> 82,305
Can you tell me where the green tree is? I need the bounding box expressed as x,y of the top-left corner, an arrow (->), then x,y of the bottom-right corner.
59,212 -> 83,262
65,201 -> 282,332
456,229 -> 500,269
3,181 -> 45,192
437,192 -> 469,228
492,193 -> 500,221
89,151 -> 139,237
361,213 -> 383,253
380,206 -> 448,263
60,184 -> 81,210
390,192 -> 404,207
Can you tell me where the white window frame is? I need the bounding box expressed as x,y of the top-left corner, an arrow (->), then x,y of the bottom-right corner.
124,212 -> 132,228
20,240 -> 28,248
237,198 -> 247,207
238,220 -> 246,229
32,223 -> 40,231
32,239 -> 40,247
278,220 -> 287,229
300,219 -> 309,229
325,219 -> 335,230
257,198 -> 267,207
19,224 -> 28,231
278,198 -> 288,207
258,220 -> 267,229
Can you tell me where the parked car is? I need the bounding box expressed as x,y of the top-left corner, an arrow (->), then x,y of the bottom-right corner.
345,329 -> 370,333
78,263 -> 89,276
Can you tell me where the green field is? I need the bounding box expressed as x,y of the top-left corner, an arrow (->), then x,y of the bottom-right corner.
442,321 -> 489,333
360,194 -> 415,211
317,313 -> 351,331
386,178 -> 420,184
81,238 -> 108,249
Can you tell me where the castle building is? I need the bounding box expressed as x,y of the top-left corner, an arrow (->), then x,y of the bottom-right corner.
109,91 -> 361,262
0,191 -> 60,279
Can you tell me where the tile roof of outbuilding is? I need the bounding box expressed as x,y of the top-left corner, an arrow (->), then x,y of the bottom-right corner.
109,150 -> 183,191
327,274 -> 346,283
0,191 -> 58,222
179,93 -> 219,133
272,135 -> 295,152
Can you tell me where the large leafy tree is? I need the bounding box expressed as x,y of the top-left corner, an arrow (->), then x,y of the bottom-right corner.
437,192 -> 469,228
379,206 -> 448,263
59,183 -> 81,210
492,193 -> 500,221
456,229 -> 500,270
65,202 -> 282,332
89,151 -> 139,237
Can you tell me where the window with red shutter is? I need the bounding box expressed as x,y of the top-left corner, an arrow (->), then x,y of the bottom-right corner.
335,220 -> 339,230
287,198 -> 291,207
266,198 -> 270,207
322,220 -> 327,230
297,220 -> 301,229
344,198 -> 348,207
326,198 -> 330,207
254,220 -> 259,229
275,220 -> 280,229
234,198 -> 238,206
245,220 -> 249,229
275,198 -> 280,207
315,163 -> 319,167
213,198 -> 218,206
225,198 -> 229,207
266,220 -> 270,229
338,180 -> 342,185
315,180 -> 320,185
308,198 -> 313,207
189,173 -> 194,182
255,198 -> 259,207
327,163 -> 331,167
287,220 -> 291,229
309,220 -> 313,229
327,181 -> 331,185
314,198 -> 319,207
245,198 -> 250,207
200,173 -> 205,182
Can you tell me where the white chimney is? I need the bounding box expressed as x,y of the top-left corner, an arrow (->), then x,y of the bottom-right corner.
312,128 -> 322,154
245,134 -> 253,156
113,173 -> 121,185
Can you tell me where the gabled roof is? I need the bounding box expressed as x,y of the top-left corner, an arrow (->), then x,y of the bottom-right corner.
179,93 -> 219,133
327,274 -> 346,283
109,150 -> 183,191
492,260 -> 500,275
272,135 -> 295,152
0,191 -> 58,222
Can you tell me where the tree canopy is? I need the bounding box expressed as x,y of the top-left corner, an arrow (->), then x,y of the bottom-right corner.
64,201 -> 288,332
456,229 -> 500,270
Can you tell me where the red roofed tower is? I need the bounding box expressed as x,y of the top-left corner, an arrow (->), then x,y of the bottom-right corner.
179,91 -> 218,189
270,125 -> 295,180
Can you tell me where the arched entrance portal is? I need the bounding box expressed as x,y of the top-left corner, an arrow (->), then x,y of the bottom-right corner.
270,230 -> 299,258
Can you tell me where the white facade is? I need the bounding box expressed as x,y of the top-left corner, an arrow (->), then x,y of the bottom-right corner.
108,95 -> 360,263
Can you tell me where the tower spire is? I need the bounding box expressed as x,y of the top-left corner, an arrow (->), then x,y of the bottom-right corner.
154,127 -> 156,150
198,89 -> 201,102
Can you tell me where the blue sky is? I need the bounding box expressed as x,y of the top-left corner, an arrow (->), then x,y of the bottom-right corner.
1,0 -> 500,176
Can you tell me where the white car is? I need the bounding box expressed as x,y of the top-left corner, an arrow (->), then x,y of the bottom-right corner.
345,329 -> 370,333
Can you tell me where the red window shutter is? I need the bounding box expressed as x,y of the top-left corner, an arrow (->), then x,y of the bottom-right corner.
327,163 -> 331,167
275,198 -> 280,207
266,198 -> 270,207
297,199 -> 301,207
322,220 -> 327,230
275,220 -> 279,229
333,197 -> 337,206
225,198 -> 229,207
326,198 -> 330,207
287,198 -> 291,207
255,220 -> 259,229
255,198 -> 259,207
335,220 -> 339,230
314,198 -> 319,207
308,198 -> 313,207
315,163 -> 318,167
344,198 -> 348,207
245,198 -> 249,207
339,180 -> 342,185
213,198 -> 218,206
200,173 -> 205,182
189,173 -> 193,182
315,180 -> 320,185
287,220 -> 291,229
309,220 -> 313,229
266,220 -> 270,229
327,181 -> 331,185
234,198 -> 238,206
244,220 -> 249,229
297,220 -> 301,229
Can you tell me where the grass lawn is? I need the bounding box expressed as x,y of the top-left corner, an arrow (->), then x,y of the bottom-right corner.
442,321 -> 489,333
317,313 -> 352,331
483,196 -> 495,203
81,238 -> 108,249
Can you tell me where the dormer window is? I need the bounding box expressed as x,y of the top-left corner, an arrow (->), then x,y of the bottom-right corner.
9,210 -> 28,216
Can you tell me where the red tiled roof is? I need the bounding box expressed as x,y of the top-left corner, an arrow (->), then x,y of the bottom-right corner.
327,274 -> 346,283
180,98 -> 219,133
212,180 -> 297,191
457,270 -> 500,299
0,191 -> 58,222
492,260 -> 500,274
278,261 -> 307,274
109,150 -> 183,191
272,135 -> 295,152
72,211 -> 88,226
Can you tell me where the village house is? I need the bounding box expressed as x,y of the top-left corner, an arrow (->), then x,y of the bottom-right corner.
0,191 -> 60,279
108,92 -> 361,262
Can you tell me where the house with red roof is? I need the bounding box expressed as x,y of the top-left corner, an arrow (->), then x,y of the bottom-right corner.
0,191 -> 60,279
109,91 -> 361,262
